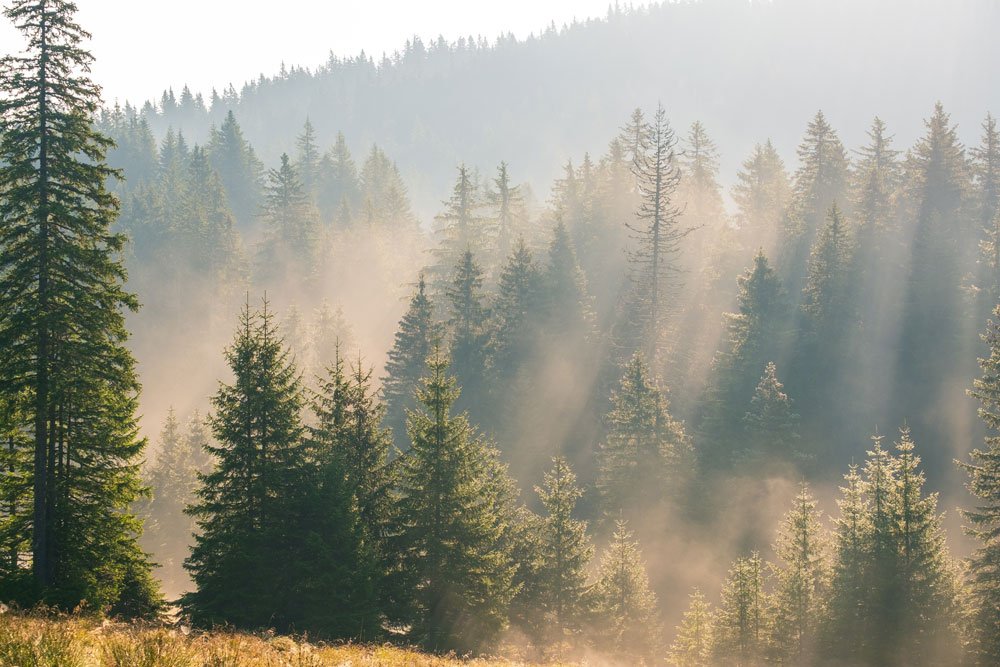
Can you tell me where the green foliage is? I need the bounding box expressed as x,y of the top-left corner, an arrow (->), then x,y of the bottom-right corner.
394,349 -> 518,653
742,362 -> 801,465
0,0 -> 159,615
963,306 -> 1000,663
597,353 -> 689,518
669,589 -> 713,667
255,153 -> 320,287
712,551 -> 768,666
591,520 -> 661,664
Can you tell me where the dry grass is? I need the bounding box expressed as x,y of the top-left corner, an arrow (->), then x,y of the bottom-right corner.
0,610 -> 574,667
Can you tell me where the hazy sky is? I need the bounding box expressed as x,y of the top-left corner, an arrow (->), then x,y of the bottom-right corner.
0,0 -> 617,104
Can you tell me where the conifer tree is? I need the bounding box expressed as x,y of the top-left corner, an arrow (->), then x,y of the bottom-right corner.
183,298 -> 309,631
767,485 -> 827,664
821,464 -> 871,662
962,306 -> 1000,663
141,409 -> 201,588
712,551 -> 768,666
446,250 -> 488,410
295,117 -> 321,196
489,161 -> 524,268
974,114 -> 1000,300
432,164 -> 489,288
623,104 -> 690,361
597,353 -> 689,517
486,239 -> 544,387
382,275 -> 442,447
668,589 -> 713,667
394,349 -> 517,652
783,111 -> 849,283
255,153 -> 320,286
530,457 -> 594,642
0,0 -> 159,613
742,362 -> 801,464
591,519 -> 661,664
206,110 -> 262,226
732,140 -> 790,253
801,204 -> 853,333
319,132 -> 361,223
543,221 -> 594,340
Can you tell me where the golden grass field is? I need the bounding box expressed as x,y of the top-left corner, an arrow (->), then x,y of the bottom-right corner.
0,611 -> 575,667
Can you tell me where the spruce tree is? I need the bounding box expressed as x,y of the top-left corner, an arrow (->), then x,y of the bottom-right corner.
974,114 -> 1000,300
767,484 -> 827,664
591,519 -> 661,664
543,221 -> 594,339
394,349 -> 517,653
962,306 -> 1000,663
182,298 -> 309,631
0,0 -> 159,613
318,132 -> 361,223
668,589 -> 713,667
742,361 -> 801,465
486,239 -> 543,391
431,164 -> 489,289
489,161 -> 525,268
295,117 -> 321,197
597,353 -> 689,518
206,110 -> 262,226
382,275 -> 442,447
712,551 -> 768,666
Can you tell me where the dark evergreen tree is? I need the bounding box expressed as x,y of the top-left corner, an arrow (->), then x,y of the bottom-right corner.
382,275 -> 442,448
486,239 -> 544,391
445,250 -> 488,411
394,349 -> 517,653
182,298 -> 309,631
206,110 -> 262,227
255,153 -> 320,287
0,0 -> 159,614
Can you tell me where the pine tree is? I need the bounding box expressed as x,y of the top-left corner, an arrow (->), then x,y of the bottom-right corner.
445,250 -> 488,410
699,251 -> 788,469
304,345 -> 394,638
767,484 -> 827,664
206,110 -> 262,226
591,519 -> 661,664
783,111 -> 849,284
432,164 -> 489,289
597,353 -> 689,518
394,349 -> 517,653
0,0 -> 159,614
382,275 -> 442,448
742,362 -> 801,464
821,464 -> 871,663
801,204 -> 853,332
318,132 -> 361,224
543,222 -> 593,338
141,409 -> 201,590
732,140 -> 790,254
182,298 -> 309,631
255,153 -> 320,287
295,117 -> 321,197
712,551 -> 768,666
962,306 -> 1000,663
531,457 -> 594,642
623,104 -> 690,361
489,162 -> 524,268
486,239 -> 543,388
669,589 -> 713,667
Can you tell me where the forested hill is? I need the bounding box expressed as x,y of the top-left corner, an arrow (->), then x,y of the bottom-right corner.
121,0 -> 1000,215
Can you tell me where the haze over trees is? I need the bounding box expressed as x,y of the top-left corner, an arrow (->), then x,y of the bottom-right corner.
3,0 -> 1000,665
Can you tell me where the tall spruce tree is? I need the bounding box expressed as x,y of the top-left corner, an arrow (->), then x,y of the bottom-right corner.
182,298 -> 309,631
445,250 -> 488,412
489,161 -> 524,270
962,305 -> 1000,663
394,349 -> 517,653
742,361 -> 801,465
255,153 -> 320,287
382,275 -> 442,448
0,0 -> 159,614
206,110 -> 262,227
732,140 -> 791,254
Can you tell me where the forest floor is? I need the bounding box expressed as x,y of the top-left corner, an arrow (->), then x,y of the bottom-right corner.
0,610 -> 574,666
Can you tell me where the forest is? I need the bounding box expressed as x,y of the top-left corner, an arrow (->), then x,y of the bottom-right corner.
2,0 -> 1000,666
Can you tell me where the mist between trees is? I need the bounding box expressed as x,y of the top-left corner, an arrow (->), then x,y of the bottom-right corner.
4,0 -> 1000,665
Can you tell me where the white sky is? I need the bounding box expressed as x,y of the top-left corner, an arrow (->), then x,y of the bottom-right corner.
0,0 -> 618,104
